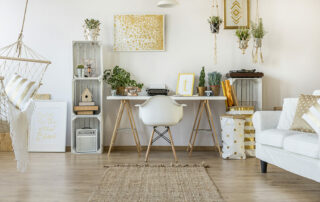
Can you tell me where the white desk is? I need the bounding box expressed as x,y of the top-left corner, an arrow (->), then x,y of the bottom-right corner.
106,95 -> 227,157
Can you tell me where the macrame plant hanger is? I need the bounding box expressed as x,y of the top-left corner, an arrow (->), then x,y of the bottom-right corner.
252,0 -> 264,63
0,0 -> 51,150
210,0 -> 220,64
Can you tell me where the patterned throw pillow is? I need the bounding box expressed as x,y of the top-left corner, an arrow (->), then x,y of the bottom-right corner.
5,74 -> 39,111
302,99 -> 320,134
290,94 -> 320,133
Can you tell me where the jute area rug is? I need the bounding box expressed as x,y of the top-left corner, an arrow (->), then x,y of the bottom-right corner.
89,164 -> 224,202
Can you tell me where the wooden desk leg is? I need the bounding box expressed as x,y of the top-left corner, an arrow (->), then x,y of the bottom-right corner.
107,100 -> 125,158
205,100 -> 222,156
125,101 -> 141,153
127,101 -> 141,152
187,101 -> 202,152
204,100 -> 217,146
189,101 -> 205,156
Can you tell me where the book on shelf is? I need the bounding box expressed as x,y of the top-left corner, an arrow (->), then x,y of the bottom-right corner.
77,111 -> 94,115
79,102 -> 95,106
74,106 -> 99,111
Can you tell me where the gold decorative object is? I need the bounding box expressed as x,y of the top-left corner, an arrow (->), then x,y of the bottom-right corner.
114,15 -> 165,51
197,87 -> 207,96
224,0 -> 250,29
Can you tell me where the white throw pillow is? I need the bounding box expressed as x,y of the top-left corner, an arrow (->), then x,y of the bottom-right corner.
277,98 -> 298,130
5,74 -> 39,111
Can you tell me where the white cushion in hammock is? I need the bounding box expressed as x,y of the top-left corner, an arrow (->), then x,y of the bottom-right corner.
5,74 -> 39,111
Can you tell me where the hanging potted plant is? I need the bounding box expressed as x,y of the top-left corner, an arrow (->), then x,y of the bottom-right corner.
208,16 -> 223,34
77,64 -> 85,78
251,18 -> 266,63
197,67 -> 206,96
208,71 -> 222,96
236,28 -> 250,54
84,18 -> 101,41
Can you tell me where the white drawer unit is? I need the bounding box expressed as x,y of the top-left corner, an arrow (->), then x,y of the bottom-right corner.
76,129 -> 98,153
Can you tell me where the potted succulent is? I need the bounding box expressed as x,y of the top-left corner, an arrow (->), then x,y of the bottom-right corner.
236,28 -> 250,54
77,64 -> 85,78
251,18 -> 266,63
208,16 -> 223,33
84,18 -> 101,41
103,66 -> 143,96
208,71 -> 222,96
197,67 -> 206,96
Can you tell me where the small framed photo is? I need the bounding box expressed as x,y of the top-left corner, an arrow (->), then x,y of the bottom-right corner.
224,0 -> 250,29
176,73 -> 195,96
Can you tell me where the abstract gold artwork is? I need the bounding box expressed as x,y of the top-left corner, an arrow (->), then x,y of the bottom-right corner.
114,15 -> 165,51
224,0 -> 250,29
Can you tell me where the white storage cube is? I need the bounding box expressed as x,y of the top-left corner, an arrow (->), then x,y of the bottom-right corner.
76,129 -> 98,153
220,115 -> 246,160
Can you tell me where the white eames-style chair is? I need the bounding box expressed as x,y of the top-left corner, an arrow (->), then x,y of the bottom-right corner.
136,96 -> 186,162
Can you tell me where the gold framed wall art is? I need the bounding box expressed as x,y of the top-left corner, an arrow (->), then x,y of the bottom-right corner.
113,14 -> 165,51
176,73 -> 195,96
224,0 -> 250,29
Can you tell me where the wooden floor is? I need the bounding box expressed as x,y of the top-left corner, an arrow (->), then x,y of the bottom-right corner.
0,151 -> 320,202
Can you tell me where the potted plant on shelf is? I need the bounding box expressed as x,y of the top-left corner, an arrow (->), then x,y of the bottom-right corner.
251,18 -> 266,63
208,71 -> 222,96
197,67 -> 206,96
103,66 -> 144,96
77,64 -> 85,78
208,16 -> 223,34
236,28 -> 250,54
84,18 -> 101,41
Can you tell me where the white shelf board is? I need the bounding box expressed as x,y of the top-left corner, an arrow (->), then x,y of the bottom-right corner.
73,77 -> 101,81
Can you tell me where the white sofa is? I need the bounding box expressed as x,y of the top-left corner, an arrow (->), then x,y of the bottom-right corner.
253,95 -> 320,183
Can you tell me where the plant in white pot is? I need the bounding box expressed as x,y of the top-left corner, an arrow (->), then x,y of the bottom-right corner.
236,28 -> 250,54
77,64 -> 85,78
251,18 -> 266,63
84,18 -> 101,41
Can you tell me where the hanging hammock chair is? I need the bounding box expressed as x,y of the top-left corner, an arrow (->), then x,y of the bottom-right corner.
0,0 -> 51,171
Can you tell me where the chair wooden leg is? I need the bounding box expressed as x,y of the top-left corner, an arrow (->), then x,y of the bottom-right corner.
108,100 -> 125,159
189,101 -> 205,156
145,128 -> 155,162
187,101 -> 202,152
168,127 -> 178,162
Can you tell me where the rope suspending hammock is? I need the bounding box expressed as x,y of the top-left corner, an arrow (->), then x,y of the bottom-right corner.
0,0 -> 51,171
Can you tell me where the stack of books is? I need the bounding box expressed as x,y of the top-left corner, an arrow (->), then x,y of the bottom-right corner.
74,102 -> 99,115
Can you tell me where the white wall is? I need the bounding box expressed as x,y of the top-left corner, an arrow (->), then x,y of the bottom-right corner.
1,0 -> 320,146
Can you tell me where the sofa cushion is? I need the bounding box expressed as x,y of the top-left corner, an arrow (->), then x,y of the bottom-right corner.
256,129 -> 297,148
283,133 -> 319,159
277,98 -> 298,130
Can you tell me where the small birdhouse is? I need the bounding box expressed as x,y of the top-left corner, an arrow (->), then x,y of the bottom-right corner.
81,88 -> 93,102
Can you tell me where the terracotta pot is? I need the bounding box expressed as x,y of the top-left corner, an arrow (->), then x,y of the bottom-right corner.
210,85 -> 220,96
197,86 -> 207,96
116,86 -> 126,96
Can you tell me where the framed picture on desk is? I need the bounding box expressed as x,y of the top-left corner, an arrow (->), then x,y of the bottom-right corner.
176,73 -> 195,96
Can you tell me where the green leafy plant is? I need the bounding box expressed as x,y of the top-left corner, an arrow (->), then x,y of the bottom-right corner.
208,16 -> 223,33
236,28 -> 250,40
103,66 -> 143,90
85,18 -> 101,29
207,16 -> 223,26
77,64 -> 84,69
199,67 -> 205,87
208,72 -> 222,86
251,18 -> 266,39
